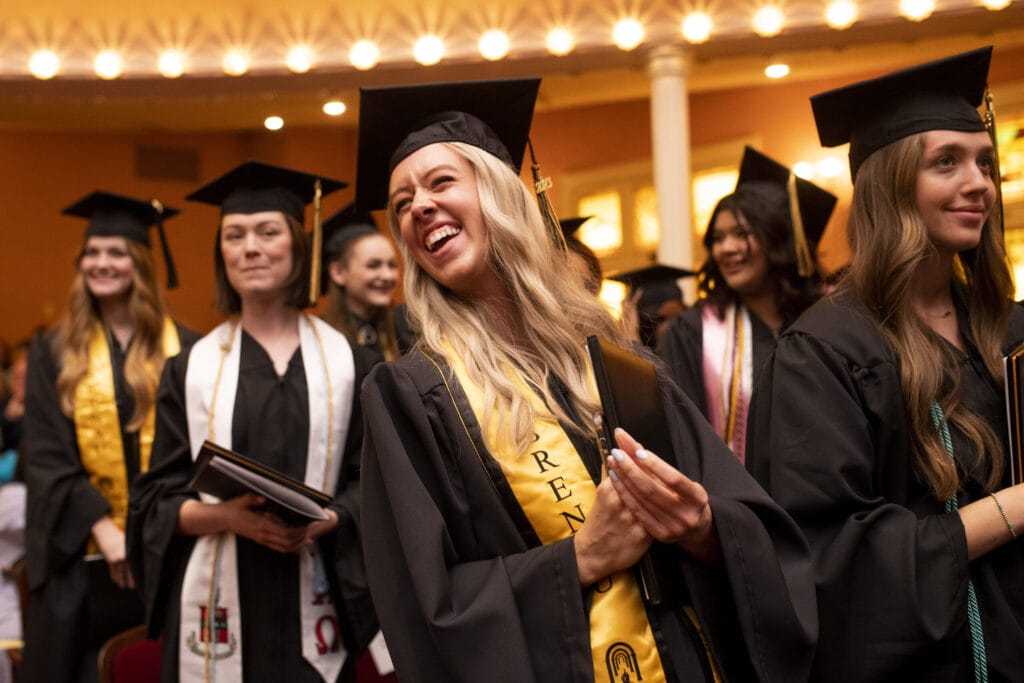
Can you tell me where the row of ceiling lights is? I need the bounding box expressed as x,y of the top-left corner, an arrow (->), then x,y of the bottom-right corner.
260,57 -> 795,130
22,0 -> 1012,81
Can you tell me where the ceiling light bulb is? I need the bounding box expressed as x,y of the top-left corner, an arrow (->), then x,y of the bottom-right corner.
322,100 -> 346,116
29,50 -> 60,80
222,48 -> 250,76
825,0 -> 859,28
681,12 -> 713,43
752,7 -> 785,37
349,40 -> 380,70
158,50 -> 186,78
980,0 -> 1011,9
546,27 -> 575,56
94,50 -> 124,79
413,35 -> 445,66
612,18 -> 645,51
765,63 -> 790,78
286,45 -> 314,73
264,116 -> 284,131
899,0 -> 934,21
479,30 -> 510,61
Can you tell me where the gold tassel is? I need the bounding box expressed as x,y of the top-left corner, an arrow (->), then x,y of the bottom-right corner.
308,178 -> 323,306
787,172 -> 814,278
984,87 -> 1005,236
528,138 -> 566,252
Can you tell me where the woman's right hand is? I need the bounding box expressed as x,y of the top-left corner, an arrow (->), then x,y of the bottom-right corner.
91,516 -> 134,589
573,475 -> 652,587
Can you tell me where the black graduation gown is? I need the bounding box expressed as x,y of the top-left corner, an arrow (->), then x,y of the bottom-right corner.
21,323 -> 198,683
748,292 -> 1024,681
127,331 -> 377,683
656,303 -> 776,421
359,349 -> 818,683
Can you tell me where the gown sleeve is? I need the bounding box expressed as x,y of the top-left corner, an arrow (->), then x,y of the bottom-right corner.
747,323 -> 970,680
126,351 -> 199,636
656,373 -> 818,681
22,332 -> 110,590
359,360 -> 592,683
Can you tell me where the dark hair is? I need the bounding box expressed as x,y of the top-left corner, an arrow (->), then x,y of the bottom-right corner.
214,213 -> 311,314
565,236 -> 603,295
697,183 -> 821,328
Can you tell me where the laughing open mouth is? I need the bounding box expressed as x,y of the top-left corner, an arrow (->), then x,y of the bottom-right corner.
425,226 -> 462,252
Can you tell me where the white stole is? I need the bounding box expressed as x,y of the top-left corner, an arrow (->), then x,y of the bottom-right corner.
179,315 -> 355,682
702,302 -> 753,462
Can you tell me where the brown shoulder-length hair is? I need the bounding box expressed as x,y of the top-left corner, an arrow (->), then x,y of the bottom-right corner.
696,183 -> 821,329
323,231 -> 401,361
55,239 -> 169,431
213,212 -> 311,314
846,132 -> 1012,500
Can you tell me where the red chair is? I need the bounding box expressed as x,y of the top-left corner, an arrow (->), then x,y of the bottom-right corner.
97,625 -> 161,683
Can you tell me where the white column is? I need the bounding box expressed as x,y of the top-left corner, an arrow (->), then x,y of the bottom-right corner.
647,44 -> 695,295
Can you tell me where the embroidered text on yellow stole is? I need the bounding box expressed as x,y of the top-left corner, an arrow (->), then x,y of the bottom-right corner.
75,318 -> 181,530
446,352 -> 667,683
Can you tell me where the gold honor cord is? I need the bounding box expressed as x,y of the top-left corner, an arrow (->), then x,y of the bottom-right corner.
528,138 -> 566,252
309,178 -> 324,306
984,88 -> 1005,236
787,172 -> 815,278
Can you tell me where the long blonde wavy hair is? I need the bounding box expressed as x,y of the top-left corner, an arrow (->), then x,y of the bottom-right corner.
388,141 -> 630,454
55,239 -> 170,431
846,132 -> 1012,499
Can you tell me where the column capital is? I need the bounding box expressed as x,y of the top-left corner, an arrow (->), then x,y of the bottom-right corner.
646,43 -> 692,79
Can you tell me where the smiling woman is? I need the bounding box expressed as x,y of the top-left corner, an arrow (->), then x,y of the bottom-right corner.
748,46 -> 1024,681
354,78 -> 817,683
126,161 -> 379,683
20,191 -> 198,683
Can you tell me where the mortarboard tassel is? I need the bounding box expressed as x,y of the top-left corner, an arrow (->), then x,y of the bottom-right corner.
151,198 -> 179,289
786,172 -> 815,278
309,178 -> 323,306
528,139 -> 566,252
984,87 -> 1005,236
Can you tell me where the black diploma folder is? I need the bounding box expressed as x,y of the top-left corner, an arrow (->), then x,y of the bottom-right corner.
1005,341 -> 1024,485
188,440 -> 332,526
586,335 -> 681,607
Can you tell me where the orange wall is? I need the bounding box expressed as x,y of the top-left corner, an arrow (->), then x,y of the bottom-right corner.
4,44 -> 1024,342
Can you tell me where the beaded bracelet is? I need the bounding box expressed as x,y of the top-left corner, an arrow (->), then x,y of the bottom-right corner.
989,492 -> 1017,541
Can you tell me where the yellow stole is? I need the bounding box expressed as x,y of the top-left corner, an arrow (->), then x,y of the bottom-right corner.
75,318 -> 181,531
446,353 -> 667,683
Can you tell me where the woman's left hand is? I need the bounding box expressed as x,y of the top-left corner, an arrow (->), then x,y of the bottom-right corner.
300,508 -> 339,545
606,428 -> 722,565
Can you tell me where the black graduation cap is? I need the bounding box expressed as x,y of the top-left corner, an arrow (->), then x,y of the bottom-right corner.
320,203 -> 381,294
63,190 -> 182,288
186,160 -> 347,221
609,264 -> 695,346
356,78 -> 541,211
735,146 -> 837,257
811,46 -> 991,178
560,216 -> 594,240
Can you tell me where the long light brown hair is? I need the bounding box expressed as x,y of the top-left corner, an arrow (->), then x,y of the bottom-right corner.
55,240 -> 170,431
846,132 -> 1012,499
388,141 -> 630,454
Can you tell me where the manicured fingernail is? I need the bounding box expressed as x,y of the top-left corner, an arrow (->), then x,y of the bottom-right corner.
611,448 -> 625,463
636,449 -> 650,461
608,469 -> 620,483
